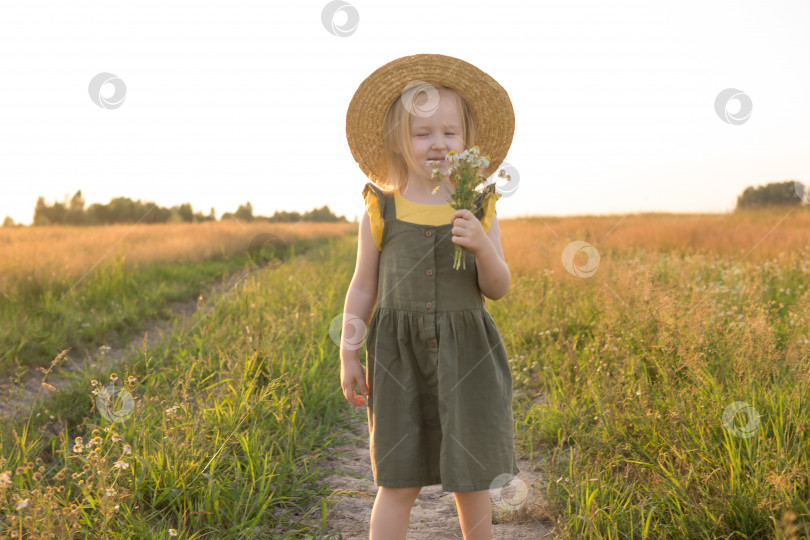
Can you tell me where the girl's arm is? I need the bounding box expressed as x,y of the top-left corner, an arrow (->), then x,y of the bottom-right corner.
340,211 -> 380,363
340,209 -> 380,406
473,212 -> 510,300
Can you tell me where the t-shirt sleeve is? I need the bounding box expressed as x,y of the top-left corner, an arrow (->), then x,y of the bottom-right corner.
475,183 -> 502,233
362,183 -> 384,251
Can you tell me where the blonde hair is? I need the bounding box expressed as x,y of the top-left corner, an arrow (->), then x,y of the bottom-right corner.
380,84 -> 476,193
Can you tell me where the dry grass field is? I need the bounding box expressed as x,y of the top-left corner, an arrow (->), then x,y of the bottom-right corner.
500,206 -> 810,275
0,221 -> 356,298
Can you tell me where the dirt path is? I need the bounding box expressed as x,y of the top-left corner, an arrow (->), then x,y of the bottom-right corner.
0,265 -> 257,421
314,404 -> 559,539
0,298 -> 192,421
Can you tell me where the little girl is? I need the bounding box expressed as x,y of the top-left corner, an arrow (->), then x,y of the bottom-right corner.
340,53 -> 519,540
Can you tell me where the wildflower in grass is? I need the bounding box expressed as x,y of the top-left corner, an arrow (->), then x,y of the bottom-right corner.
429,146 -> 493,269
105,487 -> 116,497
15,466 -> 24,475
122,444 -> 132,454
73,444 -> 83,453
113,461 -> 129,470
110,372 -> 118,382
0,471 -> 11,486
91,379 -> 99,386
169,529 -> 178,537
128,375 -> 137,383
16,498 -> 29,510
111,432 -> 121,443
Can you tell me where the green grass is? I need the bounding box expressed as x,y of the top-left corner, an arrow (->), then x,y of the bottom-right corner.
1,235 -> 357,538
494,248 -> 810,538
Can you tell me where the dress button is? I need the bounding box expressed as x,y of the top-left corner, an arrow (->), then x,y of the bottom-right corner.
425,301 -> 432,309
426,268 -> 433,276
425,230 -> 433,237
428,339 -> 437,348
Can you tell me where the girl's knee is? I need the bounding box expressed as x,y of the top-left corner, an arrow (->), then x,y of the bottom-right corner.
379,485 -> 422,502
452,489 -> 491,505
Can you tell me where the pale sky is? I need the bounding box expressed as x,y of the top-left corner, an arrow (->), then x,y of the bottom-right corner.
1,0 -> 809,226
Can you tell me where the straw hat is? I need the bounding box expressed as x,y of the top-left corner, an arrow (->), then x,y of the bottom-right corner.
345,53 -> 515,186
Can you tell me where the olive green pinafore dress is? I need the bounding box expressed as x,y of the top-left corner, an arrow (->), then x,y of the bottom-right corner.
362,181 -> 520,493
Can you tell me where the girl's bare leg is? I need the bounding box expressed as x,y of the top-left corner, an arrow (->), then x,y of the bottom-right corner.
369,486 -> 422,540
453,489 -> 492,540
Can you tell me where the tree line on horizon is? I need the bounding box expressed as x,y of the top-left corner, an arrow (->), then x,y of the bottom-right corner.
1,180 -> 804,227
734,180 -> 805,210
0,190 -> 349,227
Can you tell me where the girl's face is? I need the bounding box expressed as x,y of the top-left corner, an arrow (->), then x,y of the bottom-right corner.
408,88 -> 465,182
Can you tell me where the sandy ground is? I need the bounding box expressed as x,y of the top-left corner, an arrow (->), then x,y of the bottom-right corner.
312,404 -> 559,539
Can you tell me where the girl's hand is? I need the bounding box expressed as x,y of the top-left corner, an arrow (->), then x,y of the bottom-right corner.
451,209 -> 490,257
341,358 -> 370,407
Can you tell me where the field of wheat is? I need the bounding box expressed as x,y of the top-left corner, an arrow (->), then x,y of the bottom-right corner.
0,209 -> 808,538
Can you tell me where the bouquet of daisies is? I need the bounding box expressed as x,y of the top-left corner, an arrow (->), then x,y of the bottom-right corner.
427,146 -> 491,270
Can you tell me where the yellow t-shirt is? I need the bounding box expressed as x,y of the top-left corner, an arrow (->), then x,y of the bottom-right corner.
363,188 -> 500,252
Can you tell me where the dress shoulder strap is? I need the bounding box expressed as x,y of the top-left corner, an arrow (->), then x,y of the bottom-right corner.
363,182 -> 396,219
362,182 -> 394,251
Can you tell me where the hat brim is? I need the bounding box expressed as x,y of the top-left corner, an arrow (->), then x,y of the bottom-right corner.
346,53 -> 515,186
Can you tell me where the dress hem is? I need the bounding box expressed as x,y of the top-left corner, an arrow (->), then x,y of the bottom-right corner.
374,463 -> 521,493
